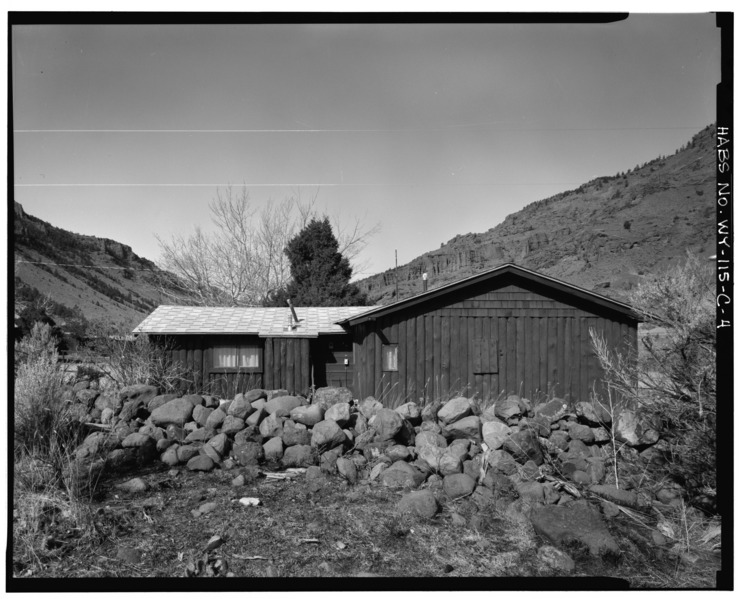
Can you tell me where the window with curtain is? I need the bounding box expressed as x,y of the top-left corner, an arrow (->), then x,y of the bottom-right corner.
382,344 -> 398,372
213,344 -> 262,371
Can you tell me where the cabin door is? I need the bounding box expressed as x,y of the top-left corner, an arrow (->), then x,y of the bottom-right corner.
313,337 -> 354,389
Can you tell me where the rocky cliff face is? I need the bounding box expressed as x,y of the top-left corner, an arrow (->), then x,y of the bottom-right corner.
14,202 -> 179,329
357,125 -> 716,304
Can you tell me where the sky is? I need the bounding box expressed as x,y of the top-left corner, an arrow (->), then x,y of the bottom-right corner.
11,14 -> 721,280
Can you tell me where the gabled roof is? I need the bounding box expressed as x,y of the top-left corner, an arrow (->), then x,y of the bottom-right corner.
133,305 -> 377,337
337,263 -> 639,326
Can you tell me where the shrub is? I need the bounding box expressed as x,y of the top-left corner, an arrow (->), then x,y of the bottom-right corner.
14,323 -> 87,459
83,322 -> 190,393
590,252 -> 716,502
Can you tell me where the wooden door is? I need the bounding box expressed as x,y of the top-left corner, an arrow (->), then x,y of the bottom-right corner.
313,336 -> 354,389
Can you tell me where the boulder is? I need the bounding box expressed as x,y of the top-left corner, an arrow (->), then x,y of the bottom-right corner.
177,445 -> 201,463
442,473 -> 477,499
244,389 -> 268,402
187,455 -> 216,472
234,425 -> 263,445
192,405 -> 214,427
613,410 -> 660,447
438,452 -> 463,476
494,395 -> 528,421
160,445 -> 179,466
119,384 -> 158,404
245,407 -> 266,428
575,401 -> 612,426
394,402 -> 422,424
385,444 -> 412,462
447,439 -> 471,462
118,399 -> 145,423
207,433 -> 230,457
503,429 -> 544,465
444,415 -> 482,443
420,401 -> 442,422
486,449 -> 519,476
396,490 -> 439,519
533,398 -> 570,423
530,500 -> 620,556
547,430 -> 570,453
265,394 -> 304,415
105,448 -> 138,471
185,428 -> 209,443
150,397 -> 196,427
358,397 -> 384,420
482,420 -> 511,450
312,387 -> 353,411
415,430 -> 448,449
320,445 -> 345,474
537,545 -> 575,574
324,402 -> 351,427
233,442 -> 264,466
259,412 -> 284,439
221,415 -> 246,435
567,422 -> 595,443
263,436 -> 284,462
100,407 -> 115,425
182,394 -> 204,407
282,445 -> 315,468
336,457 -> 358,484
116,478 -> 148,494
371,408 -> 404,442
587,484 -> 638,508
94,393 -> 123,413
227,396 -> 255,420
290,404 -> 325,427
415,444 -> 445,472
282,420 -> 312,447
437,397 -> 472,426
121,433 -> 154,448
380,460 -> 426,489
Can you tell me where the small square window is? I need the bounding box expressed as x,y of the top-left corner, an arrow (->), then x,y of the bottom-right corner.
238,346 -> 261,369
214,346 -> 237,369
382,345 -> 398,372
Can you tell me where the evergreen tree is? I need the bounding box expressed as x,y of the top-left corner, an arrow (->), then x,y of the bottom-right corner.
266,217 -> 369,306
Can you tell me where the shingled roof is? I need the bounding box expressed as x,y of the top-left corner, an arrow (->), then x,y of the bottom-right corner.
133,305 -> 377,337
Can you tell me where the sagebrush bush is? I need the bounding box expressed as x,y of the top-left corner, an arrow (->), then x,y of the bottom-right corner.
83,322 -> 189,393
14,323 -> 87,460
590,252 -> 716,501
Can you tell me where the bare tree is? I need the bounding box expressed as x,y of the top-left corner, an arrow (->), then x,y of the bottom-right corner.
155,186 -> 378,306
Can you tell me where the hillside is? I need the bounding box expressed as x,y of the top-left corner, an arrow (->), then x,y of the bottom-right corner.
13,202 -> 178,330
357,125 -> 716,304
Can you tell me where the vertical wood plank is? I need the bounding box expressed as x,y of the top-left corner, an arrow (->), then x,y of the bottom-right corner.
539,317 -> 548,397
498,317 -> 507,398
416,315 -> 426,400
548,317 -> 558,397
459,316 -> 468,396
265,339 -> 274,391
580,318 -> 589,402
300,338 -> 310,394
374,324 -> 383,398
467,316 -> 476,397
432,315 -> 441,400
396,318 -> 406,404
489,316 -> 499,400
506,317 -> 516,395
516,315 -> 525,400
441,315 -> 451,397
424,315 -> 433,401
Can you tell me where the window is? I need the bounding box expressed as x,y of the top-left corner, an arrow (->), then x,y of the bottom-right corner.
382,344 -> 398,372
213,345 -> 262,371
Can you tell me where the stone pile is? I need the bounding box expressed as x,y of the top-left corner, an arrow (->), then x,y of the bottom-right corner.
69,381 -> 672,559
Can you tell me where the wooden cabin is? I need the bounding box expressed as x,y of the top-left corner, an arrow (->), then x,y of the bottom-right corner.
133,305 -> 374,397
336,264 -> 639,404
134,264 -> 638,403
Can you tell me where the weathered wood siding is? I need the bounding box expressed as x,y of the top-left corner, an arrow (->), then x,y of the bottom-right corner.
157,334 -> 312,397
351,280 -> 637,404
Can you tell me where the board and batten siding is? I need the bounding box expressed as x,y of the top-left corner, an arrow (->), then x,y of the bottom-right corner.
154,334 -> 311,397
351,283 -> 637,404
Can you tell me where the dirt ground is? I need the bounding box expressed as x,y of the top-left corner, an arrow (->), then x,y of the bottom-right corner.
9,459 -> 722,592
